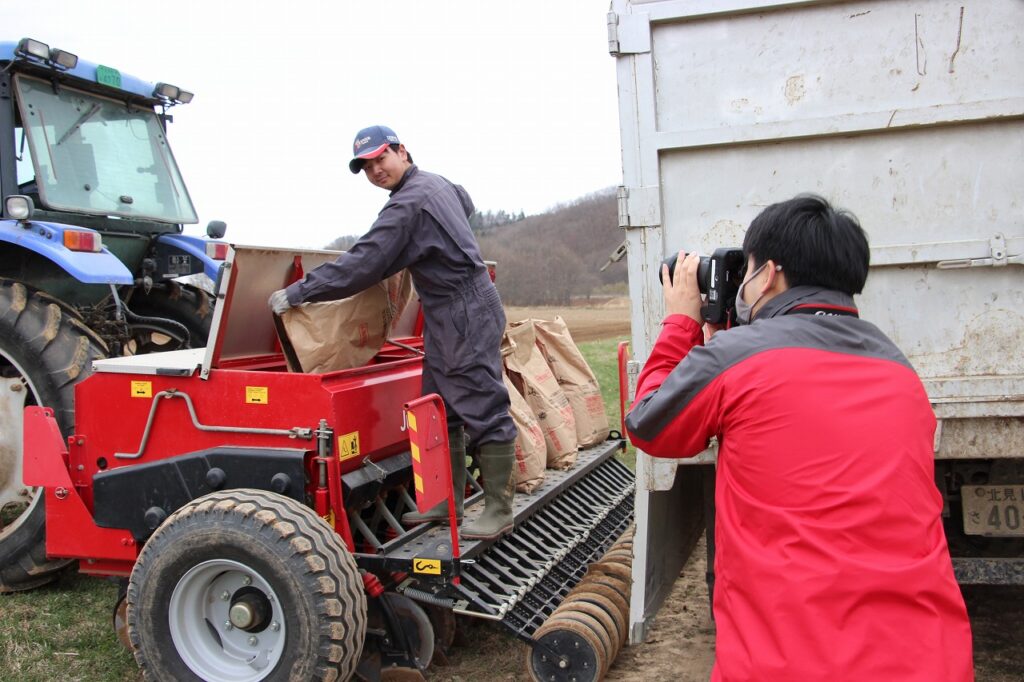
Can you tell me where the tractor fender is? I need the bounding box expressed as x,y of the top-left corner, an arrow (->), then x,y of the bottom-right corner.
0,219 -> 133,285
154,233 -> 226,280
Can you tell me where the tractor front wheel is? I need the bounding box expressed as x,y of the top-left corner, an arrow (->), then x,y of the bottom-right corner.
127,489 -> 367,682
0,280 -> 107,592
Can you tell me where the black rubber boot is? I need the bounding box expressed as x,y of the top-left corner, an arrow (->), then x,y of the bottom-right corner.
402,425 -> 466,525
460,441 -> 516,541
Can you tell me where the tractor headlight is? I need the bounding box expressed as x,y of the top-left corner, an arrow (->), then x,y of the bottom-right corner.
16,38 -> 50,61
5,195 -> 35,222
154,83 -> 193,105
154,82 -> 180,101
50,48 -> 78,70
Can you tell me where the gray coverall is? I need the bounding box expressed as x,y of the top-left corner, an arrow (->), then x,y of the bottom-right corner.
285,165 -> 517,446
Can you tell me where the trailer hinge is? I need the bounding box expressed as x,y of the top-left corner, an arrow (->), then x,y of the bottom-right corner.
607,11 -> 652,56
936,233 -> 1023,269
617,185 -> 661,229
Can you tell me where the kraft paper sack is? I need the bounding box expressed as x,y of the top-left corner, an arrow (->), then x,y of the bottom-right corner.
504,320 -> 578,470
534,317 -> 610,448
278,270 -> 413,373
502,366 -> 546,493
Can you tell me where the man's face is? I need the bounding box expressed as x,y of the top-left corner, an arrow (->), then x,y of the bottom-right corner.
362,145 -> 411,190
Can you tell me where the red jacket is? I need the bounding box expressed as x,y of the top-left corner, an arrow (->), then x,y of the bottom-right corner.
626,286 -> 972,681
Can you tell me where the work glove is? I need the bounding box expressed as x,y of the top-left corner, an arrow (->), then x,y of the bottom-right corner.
268,289 -> 292,315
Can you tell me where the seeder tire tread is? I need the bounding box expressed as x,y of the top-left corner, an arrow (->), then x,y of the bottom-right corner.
561,591 -> 628,654
540,610 -> 614,676
555,595 -> 622,656
573,578 -> 630,626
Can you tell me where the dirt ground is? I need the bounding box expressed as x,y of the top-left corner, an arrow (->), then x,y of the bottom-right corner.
504,299 -> 631,343
450,301 -> 1024,681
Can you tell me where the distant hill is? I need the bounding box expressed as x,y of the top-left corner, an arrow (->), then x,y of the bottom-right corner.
322,188 -> 628,306
478,189 -> 627,306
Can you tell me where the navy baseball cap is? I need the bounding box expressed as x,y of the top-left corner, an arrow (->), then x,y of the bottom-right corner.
349,125 -> 401,173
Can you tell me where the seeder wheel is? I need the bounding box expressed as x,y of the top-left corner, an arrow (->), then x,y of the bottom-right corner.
528,619 -> 606,682
554,597 -> 622,658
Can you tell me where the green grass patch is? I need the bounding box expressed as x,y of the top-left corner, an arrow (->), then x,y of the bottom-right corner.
577,336 -> 636,470
1,571 -> 139,682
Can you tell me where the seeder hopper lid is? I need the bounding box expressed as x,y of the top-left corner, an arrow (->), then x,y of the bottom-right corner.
93,245 -> 348,377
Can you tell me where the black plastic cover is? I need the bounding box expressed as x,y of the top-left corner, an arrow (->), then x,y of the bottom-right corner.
92,447 -> 308,540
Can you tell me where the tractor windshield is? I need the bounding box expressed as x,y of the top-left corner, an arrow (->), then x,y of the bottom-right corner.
14,74 -> 198,224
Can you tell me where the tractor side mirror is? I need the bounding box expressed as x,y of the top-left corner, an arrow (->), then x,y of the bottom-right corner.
206,220 -> 227,239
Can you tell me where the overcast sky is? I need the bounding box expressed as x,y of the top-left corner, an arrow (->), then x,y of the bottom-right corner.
8,1 -> 623,248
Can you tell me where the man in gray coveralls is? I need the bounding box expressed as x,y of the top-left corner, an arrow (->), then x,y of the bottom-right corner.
268,125 -> 518,541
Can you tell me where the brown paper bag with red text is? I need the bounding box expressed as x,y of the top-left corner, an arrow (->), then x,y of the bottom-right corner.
504,320 -> 578,469
534,317 -> 610,447
279,270 -> 412,373
502,367 -> 546,493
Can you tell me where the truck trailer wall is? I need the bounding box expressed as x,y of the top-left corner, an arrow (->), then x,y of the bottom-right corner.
610,0 -> 1024,642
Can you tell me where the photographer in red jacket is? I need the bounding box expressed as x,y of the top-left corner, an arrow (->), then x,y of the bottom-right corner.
626,195 -> 973,681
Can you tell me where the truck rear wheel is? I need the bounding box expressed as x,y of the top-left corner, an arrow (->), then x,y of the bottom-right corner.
127,489 -> 367,682
0,280 -> 107,593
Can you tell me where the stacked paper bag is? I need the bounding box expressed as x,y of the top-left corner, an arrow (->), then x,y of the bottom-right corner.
503,321 -> 578,470
501,347 -> 547,493
534,317 -> 611,448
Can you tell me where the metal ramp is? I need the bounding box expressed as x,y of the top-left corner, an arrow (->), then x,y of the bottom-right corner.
386,439 -> 634,641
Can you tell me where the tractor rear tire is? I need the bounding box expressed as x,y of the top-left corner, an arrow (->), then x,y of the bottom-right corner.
124,282 -> 214,354
127,489 -> 367,682
0,280 -> 107,593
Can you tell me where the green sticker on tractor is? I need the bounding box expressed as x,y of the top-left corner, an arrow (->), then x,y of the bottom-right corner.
96,65 -> 122,88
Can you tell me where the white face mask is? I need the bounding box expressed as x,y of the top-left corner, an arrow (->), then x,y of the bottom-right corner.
734,262 -> 778,325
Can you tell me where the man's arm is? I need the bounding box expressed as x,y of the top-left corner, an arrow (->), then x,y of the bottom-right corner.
285,200 -> 414,305
625,314 -> 726,458
454,183 -> 475,218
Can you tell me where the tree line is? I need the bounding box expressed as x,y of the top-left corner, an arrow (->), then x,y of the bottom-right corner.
322,188 -> 627,306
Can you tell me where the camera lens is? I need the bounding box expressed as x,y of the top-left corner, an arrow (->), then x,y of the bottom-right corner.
659,252 -> 710,294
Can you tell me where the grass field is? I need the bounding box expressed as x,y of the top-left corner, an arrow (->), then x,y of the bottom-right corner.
0,335 -> 629,682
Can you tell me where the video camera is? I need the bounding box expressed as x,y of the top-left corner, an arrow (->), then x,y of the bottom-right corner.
659,247 -> 745,324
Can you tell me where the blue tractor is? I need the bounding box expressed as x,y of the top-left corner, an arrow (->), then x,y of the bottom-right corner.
0,38 -> 228,591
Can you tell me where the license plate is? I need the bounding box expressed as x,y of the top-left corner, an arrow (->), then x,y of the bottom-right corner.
168,254 -> 192,275
961,485 -> 1024,537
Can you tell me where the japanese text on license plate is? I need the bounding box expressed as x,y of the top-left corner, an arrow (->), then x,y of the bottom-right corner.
961,485 -> 1024,537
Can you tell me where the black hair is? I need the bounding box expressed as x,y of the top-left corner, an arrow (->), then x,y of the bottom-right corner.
742,194 -> 870,295
389,143 -> 413,165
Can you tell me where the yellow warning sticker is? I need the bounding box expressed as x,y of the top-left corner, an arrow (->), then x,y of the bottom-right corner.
338,432 -> 360,461
245,386 -> 268,404
413,558 -> 441,575
414,472 -> 424,493
410,441 -> 420,462
407,412 -> 417,432
130,381 -> 152,398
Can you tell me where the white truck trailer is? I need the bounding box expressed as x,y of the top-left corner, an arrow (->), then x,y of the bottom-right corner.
609,0 -> 1024,643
